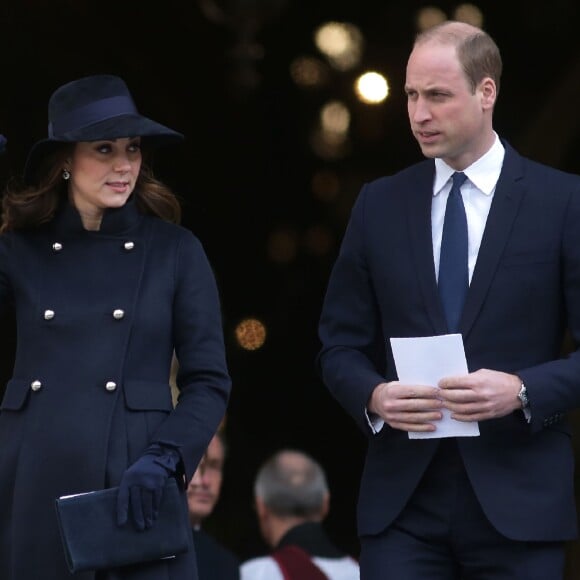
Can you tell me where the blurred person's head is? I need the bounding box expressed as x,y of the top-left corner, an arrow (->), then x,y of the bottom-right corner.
187,431 -> 226,528
253,449 -> 329,548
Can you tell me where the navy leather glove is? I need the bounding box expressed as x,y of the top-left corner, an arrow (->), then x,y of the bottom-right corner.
117,445 -> 181,531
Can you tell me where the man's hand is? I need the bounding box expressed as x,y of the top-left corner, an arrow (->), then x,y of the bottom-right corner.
438,368 -> 522,422
368,381 -> 443,432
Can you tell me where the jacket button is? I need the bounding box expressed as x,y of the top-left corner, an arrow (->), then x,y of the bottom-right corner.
44,309 -> 55,320
124,241 -> 135,251
105,381 -> 117,392
31,380 -> 42,391
113,309 -> 125,320
52,242 -> 63,252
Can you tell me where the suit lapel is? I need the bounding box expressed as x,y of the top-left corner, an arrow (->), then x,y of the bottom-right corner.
461,145 -> 526,338
406,161 -> 448,335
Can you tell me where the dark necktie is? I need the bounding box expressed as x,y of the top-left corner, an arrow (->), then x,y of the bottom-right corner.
438,171 -> 468,333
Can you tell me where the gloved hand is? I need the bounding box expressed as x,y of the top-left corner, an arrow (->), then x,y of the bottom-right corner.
117,445 -> 181,531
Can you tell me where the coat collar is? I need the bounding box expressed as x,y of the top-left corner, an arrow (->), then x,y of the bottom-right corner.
405,160 -> 446,334
51,195 -> 143,236
460,141 -> 526,338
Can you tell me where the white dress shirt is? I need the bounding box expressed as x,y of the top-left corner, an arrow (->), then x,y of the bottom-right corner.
432,134 -> 505,283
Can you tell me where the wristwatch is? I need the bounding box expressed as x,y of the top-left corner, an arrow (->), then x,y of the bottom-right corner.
517,382 -> 529,409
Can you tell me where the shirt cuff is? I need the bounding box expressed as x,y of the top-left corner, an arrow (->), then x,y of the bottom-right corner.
365,408 -> 384,434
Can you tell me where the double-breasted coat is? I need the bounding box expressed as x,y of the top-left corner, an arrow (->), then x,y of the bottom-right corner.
0,198 -> 231,580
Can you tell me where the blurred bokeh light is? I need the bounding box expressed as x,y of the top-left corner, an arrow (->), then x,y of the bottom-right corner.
235,318 -> 267,351
355,72 -> 389,104
314,21 -> 364,71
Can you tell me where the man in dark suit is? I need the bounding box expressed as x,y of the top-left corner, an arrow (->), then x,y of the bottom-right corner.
317,19 -> 580,580
187,430 -> 240,580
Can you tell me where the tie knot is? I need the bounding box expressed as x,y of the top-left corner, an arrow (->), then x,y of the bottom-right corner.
451,171 -> 467,189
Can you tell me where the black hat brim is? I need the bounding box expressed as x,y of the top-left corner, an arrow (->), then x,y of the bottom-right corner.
24,114 -> 183,184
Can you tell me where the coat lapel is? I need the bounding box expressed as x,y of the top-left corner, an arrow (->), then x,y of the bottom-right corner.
461,144 -> 526,338
406,161 -> 449,335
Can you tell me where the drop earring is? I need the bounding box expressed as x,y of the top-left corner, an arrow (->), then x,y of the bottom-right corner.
62,169 -> 71,181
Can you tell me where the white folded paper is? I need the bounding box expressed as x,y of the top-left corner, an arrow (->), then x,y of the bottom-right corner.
390,334 -> 480,439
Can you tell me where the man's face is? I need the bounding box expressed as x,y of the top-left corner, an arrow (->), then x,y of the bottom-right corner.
186,435 -> 225,526
405,41 -> 495,170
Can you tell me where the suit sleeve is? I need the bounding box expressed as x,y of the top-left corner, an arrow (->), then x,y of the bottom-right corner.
317,185 -> 389,434
517,182 -> 580,433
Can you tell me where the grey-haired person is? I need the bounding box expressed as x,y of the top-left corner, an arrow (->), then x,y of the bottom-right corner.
240,449 -> 360,580
0,75 -> 231,579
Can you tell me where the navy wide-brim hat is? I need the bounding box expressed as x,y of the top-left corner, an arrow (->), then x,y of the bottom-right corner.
24,74 -> 184,183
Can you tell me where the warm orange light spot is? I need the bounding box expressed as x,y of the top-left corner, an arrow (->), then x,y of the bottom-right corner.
235,318 -> 267,351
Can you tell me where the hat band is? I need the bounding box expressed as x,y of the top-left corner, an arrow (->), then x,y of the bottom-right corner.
48,95 -> 138,137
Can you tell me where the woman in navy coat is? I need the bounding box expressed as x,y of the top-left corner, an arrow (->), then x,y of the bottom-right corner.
0,75 -> 231,579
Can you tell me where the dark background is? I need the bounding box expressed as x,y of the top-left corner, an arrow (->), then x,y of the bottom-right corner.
2,0 -> 580,571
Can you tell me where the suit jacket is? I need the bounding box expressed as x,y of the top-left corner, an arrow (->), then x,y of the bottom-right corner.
318,141 -> 580,542
0,199 -> 231,580
192,527 -> 240,580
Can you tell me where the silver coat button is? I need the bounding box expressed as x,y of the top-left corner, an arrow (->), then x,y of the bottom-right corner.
105,381 -> 117,392
31,380 -> 42,391
113,309 -> 125,320
52,242 -> 63,252
44,309 -> 55,320
124,241 -> 135,251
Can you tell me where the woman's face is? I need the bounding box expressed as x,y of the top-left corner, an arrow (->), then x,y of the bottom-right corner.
67,137 -> 142,217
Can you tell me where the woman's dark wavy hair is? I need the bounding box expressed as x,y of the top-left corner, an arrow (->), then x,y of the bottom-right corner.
1,143 -> 181,233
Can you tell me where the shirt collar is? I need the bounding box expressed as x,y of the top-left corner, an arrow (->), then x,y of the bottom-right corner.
433,133 -> 505,196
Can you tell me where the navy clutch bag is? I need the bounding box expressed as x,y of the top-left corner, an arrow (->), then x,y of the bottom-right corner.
55,478 -> 190,573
